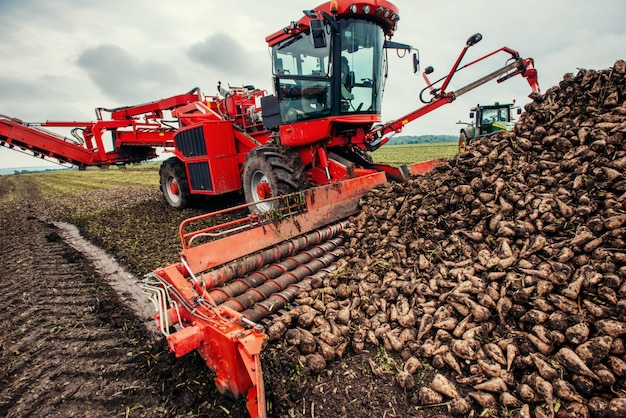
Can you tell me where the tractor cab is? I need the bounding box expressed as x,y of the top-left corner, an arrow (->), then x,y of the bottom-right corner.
263,1 -> 409,144
457,102 -> 522,152
470,102 -> 519,135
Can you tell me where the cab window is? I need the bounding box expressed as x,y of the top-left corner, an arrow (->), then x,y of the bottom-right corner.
338,20 -> 385,114
272,31 -> 331,123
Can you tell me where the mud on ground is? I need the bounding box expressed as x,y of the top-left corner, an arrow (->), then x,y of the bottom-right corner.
0,194 -> 247,417
0,178 -> 424,418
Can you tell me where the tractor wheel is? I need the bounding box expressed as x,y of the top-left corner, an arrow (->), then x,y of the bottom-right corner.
458,131 -> 468,153
159,157 -> 192,209
242,147 -> 304,214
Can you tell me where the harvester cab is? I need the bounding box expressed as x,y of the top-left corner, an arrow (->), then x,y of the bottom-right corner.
263,3 -> 407,129
457,101 -> 522,152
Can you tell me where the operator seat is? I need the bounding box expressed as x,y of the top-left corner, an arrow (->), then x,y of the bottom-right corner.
340,57 -> 354,109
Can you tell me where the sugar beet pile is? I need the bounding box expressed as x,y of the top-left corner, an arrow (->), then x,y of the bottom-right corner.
267,60 -> 626,417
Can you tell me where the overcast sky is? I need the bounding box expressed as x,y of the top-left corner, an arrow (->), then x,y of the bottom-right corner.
1,0 -> 624,169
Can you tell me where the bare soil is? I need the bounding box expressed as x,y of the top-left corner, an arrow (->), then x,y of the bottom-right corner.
0,178 -> 427,418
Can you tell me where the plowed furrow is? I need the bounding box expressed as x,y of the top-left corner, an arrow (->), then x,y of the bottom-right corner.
0,209 -> 159,418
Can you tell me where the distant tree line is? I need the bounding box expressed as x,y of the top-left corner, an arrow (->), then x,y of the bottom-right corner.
387,135 -> 457,145
12,168 -> 59,175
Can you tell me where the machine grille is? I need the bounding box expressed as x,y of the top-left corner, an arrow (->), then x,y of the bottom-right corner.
175,126 -> 207,157
188,162 -> 213,191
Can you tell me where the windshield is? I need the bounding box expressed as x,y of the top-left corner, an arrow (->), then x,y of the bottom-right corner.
481,107 -> 511,123
338,20 -> 385,114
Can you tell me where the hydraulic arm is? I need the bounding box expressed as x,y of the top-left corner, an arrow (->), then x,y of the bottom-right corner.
365,33 -> 539,150
0,89 -> 202,167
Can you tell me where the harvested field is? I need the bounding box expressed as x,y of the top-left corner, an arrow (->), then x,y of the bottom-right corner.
1,59 -> 625,417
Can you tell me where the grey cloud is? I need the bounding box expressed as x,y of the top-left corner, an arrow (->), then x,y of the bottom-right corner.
187,33 -> 248,75
0,76 -> 41,99
0,74 -> 82,120
76,44 -> 180,102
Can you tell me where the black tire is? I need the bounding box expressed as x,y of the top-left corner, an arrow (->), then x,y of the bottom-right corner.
242,147 -> 305,214
159,157 -> 192,209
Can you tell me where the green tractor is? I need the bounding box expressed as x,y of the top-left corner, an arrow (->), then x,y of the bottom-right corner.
457,102 -> 521,152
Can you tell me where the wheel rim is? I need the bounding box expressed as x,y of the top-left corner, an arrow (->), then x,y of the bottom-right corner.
250,170 -> 273,212
458,136 -> 467,153
256,181 -> 271,200
166,176 -> 181,204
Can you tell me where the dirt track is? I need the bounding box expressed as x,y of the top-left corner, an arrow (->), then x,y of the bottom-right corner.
0,193 -> 249,417
0,199 -> 161,417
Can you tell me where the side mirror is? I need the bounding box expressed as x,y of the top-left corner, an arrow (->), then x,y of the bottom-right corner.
517,108 -> 522,115
424,66 -> 434,75
311,19 -> 326,48
412,52 -> 420,74
469,112 -> 475,119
